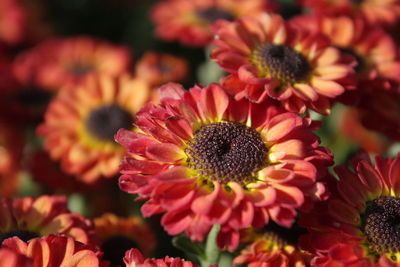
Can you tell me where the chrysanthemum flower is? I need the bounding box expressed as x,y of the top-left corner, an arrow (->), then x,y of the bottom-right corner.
13,36 -> 131,91
135,51 -> 189,87
150,0 -> 276,47
94,213 -> 156,266
116,82 -> 332,250
290,15 -> 400,94
37,74 -> 152,183
234,231 -> 311,266
0,195 -> 95,245
298,0 -> 400,27
2,235 -> 109,267
124,248 -> 212,267
212,13 -> 355,114
299,153 -> 400,266
0,0 -> 26,44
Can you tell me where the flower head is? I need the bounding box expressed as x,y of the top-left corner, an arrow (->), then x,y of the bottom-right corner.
38,74 -> 152,183
116,82 -> 332,250
150,0 -> 276,47
2,235 -> 109,267
300,153 -> 400,265
13,36 -> 131,91
212,13 -> 355,114
94,213 -> 156,266
0,195 -> 95,245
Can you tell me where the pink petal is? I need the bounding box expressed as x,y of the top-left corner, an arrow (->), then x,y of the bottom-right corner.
166,116 -> 193,140
265,113 -> 302,141
161,210 -> 192,235
159,83 -> 185,100
245,186 -> 276,207
145,143 -> 183,162
191,182 -> 221,215
156,166 -> 194,184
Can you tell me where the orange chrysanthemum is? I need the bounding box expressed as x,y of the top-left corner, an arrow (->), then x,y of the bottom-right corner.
135,51 -> 189,87
124,248 -> 212,267
94,213 -> 156,266
116,82 -> 332,251
0,122 -> 23,197
0,0 -> 26,44
234,231 -> 311,267
13,36 -> 131,91
298,0 -> 400,27
150,0 -> 276,47
0,195 -> 95,245
290,15 -> 400,95
212,13 -> 356,114
37,74 -> 152,183
2,235 -> 109,267
300,154 -> 400,266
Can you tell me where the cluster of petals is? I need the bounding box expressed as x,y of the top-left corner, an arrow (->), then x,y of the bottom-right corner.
290,14 -> 400,95
13,36 -> 131,91
212,13 -> 356,114
299,154 -> 400,266
0,195 -> 95,245
150,0 -> 276,47
135,51 -> 189,88
298,0 -> 400,27
1,235 -> 108,267
37,74 -> 151,183
234,231 -> 311,267
116,82 -> 332,251
124,248 -> 213,267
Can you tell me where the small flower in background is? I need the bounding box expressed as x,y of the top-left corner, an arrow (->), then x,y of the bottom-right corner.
212,13 -> 356,114
94,213 -> 156,266
2,235 -> 108,267
298,0 -> 400,27
116,82 -> 332,251
13,36 -> 132,91
339,107 -> 389,154
135,51 -> 189,87
234,230 -> 311,267
299,153 -> 400,265
124,248 -> 212,267
0,0 -> 26,45
150,0 -> 277,47
0,122 -> 24,197
0,195 -> 95,245
38,74 -> 152,183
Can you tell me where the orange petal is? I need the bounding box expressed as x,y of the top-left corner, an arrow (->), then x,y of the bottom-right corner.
311,78 -> 345,97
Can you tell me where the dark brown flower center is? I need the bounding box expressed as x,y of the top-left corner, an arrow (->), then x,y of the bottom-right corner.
86,104 -> 134,142
0,229 -> 39,244
185,121 -> 267,184
101,235 -> 139,267
251,44 -> 311,84
197,7 -> 234,24
351,0 -> 364,5
361,196 -> 400,255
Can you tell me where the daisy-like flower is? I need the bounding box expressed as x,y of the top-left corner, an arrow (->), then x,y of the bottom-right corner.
124,248 -> 212,267
135,51 -> 189,87
212,13 -> 355,114
150,0 -> 276,47
37,74 -> 152,183
0,195 -> 95,245
116,82 -> 332,250
13,36 -> 131,91
290,15 -> 400,94
94,213 -> 156,266
299,153 -> 400,266
2,235 -> 109,267
234,230 -> 311,266
298,0 -> 400,27
0,0 -> 26,44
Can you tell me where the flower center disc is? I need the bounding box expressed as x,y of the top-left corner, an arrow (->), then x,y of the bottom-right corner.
185,121 -> 267,184
362,196 -> 400,254
86,104 -> 134,141
251,44 -> 311,84
196,7 -> 234,24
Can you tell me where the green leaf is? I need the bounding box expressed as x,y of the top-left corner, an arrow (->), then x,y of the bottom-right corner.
201,224 -> 221,267
172,234 -> 205,259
